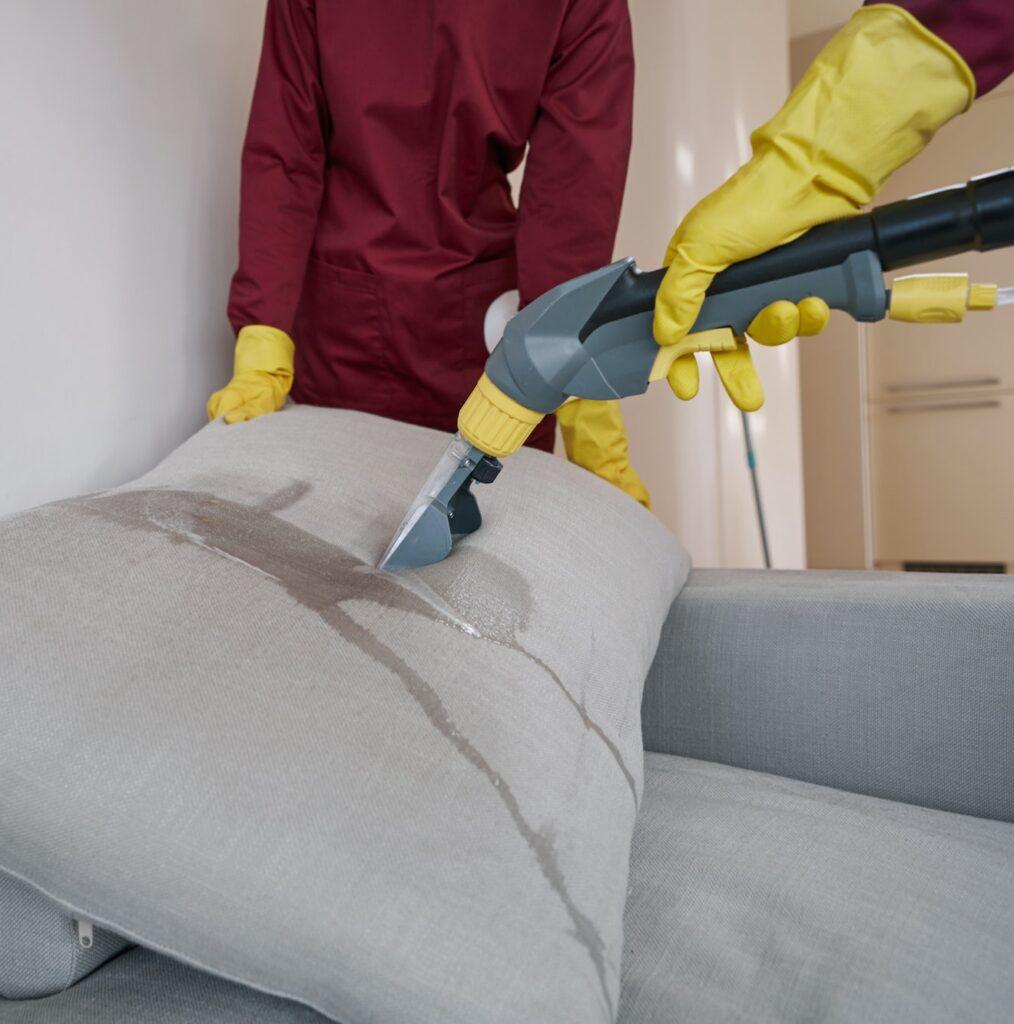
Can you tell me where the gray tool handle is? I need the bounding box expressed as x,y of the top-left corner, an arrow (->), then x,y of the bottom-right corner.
558,250 -> 886,403
692,250 -> 886,333
485,249 -> 888,411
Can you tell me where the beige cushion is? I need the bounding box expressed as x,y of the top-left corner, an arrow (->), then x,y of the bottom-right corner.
0,406 -> 688,1024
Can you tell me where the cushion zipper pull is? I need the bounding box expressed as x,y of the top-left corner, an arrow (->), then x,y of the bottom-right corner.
75,918 -> 94,950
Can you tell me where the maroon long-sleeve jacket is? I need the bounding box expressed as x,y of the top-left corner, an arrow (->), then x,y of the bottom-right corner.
865,0 -> 1014,94
228,0 -> 634,451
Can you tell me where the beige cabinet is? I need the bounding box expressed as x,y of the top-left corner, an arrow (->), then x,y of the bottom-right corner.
869,393 -> 1014,568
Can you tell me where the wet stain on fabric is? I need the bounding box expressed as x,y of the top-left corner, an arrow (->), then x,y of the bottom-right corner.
257,480 -> 313,513
80,486 -> 616,1014
420,550 -> 639,802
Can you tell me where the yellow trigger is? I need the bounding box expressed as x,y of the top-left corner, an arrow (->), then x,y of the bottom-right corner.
648,327 -> 738,383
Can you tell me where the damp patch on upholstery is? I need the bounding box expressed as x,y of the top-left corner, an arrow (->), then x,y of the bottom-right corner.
0,405 -> 689,1024
80,485 -> 623,1005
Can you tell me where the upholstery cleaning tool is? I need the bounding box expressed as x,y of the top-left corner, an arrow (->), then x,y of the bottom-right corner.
380,168 -> 1014,571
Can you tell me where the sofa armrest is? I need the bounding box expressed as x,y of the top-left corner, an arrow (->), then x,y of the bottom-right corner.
642,569 -> 1014,823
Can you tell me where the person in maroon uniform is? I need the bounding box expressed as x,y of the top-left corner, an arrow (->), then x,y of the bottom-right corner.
209,0 -> 650,505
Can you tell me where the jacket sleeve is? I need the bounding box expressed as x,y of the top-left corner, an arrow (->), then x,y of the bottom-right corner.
227,0 -> 328,336
515,0 -> 634,307
865,0 -> 1014,95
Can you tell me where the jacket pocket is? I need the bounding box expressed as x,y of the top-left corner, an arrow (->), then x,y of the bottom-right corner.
292,257 -> 396,405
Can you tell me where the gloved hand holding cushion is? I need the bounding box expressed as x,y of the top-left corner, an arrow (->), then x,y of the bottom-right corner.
207,324 -> 295,424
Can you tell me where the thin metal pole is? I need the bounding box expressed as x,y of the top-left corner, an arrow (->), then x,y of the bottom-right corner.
741,410 -> 771,569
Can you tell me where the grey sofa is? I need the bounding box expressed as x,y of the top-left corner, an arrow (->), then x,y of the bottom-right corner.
2,568 -> 1012,1023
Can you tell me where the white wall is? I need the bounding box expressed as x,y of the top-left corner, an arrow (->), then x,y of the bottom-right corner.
0,1 -> 266,517
616,0 -> 806,568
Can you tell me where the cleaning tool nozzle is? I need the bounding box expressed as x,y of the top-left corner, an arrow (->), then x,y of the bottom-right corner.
378,434 -> 501,571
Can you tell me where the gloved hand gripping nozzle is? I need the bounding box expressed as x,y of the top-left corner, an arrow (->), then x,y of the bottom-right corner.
380,167 -> 1014,571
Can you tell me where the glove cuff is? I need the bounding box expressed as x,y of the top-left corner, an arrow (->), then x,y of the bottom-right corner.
862,5 -> 976,108
234,325 -> 295,378
750,3 -> 975,208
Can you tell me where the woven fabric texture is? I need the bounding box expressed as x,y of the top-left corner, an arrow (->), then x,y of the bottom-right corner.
642,569 -> 1014,821
4,754 -> 1011,1023
0,947 -> 323,1023
0,406 -> 687,1024
0,871 -> 130,999
618,754 -> 1014,1024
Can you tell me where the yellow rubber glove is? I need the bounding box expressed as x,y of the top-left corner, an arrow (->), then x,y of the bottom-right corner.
207,325 -> 295,425
557,399 -> 651,508
654,4 -> 975,409
667,297 -> 830,411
